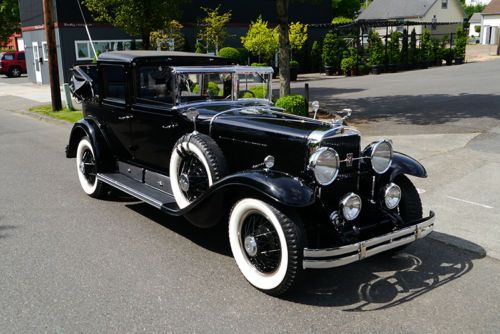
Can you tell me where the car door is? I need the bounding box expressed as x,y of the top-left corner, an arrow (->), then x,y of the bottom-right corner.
99,63 -> 134,161
131,65 -> 185,174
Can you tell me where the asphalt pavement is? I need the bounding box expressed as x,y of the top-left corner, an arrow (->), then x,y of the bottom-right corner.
1,62 -> 500,333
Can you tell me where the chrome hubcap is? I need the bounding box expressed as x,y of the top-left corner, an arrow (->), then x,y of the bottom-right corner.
179,173 -> 190,192
244,236 -> 258,257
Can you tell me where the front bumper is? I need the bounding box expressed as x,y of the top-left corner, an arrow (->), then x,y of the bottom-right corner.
303,211 -> 435,269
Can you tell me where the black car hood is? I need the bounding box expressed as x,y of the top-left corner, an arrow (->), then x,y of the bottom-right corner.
177,100 -> 334,140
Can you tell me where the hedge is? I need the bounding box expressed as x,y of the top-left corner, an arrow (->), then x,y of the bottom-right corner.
275,95 -> 308,116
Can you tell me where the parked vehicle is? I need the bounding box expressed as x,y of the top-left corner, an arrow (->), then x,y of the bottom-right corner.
67,51 -> 435,296
0,51 -> 27,77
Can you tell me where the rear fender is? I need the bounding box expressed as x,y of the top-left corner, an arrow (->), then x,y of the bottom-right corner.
66,118 -> 114,172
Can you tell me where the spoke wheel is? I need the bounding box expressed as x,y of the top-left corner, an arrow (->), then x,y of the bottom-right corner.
229,198 -> 304,296
76,137 -> 107,198
170,133 -> 227,209
241,213 -> 282,274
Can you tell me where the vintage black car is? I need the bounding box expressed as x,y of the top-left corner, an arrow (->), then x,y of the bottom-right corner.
66,51 -> 435,296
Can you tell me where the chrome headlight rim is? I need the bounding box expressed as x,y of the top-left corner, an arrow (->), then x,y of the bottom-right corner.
383,182 -> 402,209
339,192 -> 362,221
308,147 -> 340,186
369,140 -> 393,174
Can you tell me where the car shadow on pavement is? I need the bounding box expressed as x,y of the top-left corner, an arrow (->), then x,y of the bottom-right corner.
125,202 -> 232,256
286,236 -> 485,311
0,224 -> 17,240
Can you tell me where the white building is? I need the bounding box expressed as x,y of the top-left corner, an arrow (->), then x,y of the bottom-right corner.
357,0 -> 465,36
469,13 -> 482,40
480,0 -> 500,44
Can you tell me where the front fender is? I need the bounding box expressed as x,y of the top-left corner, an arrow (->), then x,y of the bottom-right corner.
66,118 -> 114,172
388,152 -> 427,180
171,170 -> 316,228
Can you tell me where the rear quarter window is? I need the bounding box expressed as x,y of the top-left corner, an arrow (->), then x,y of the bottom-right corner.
102,65 -> 126,101
2,54 -> 14,61
17,53 -> 25,60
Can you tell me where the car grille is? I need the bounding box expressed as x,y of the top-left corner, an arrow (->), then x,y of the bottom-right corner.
320,134 -> 361,178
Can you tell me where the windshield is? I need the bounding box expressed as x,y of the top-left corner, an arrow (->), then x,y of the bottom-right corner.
236,72 -> 272,101
174,66 -> 273,105
177,72 -> 233,103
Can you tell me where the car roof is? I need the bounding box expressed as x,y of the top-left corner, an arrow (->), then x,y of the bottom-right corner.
98,51 -> 233,64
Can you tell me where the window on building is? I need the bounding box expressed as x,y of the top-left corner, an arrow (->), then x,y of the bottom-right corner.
137,66 -> 174,105
75,40 -> 142,61
442,0 -> 448,9
42,42 -> 48,61
102,65 -> 126,101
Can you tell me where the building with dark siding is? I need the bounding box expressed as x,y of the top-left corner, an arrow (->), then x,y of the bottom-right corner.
19,0 -> 332,85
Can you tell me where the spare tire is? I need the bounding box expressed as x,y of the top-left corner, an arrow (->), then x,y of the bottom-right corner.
169,133 -> 228,209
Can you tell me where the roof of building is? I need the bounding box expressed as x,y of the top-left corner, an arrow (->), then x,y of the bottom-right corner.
357,0 -> 438,20
483,0 -> 500,14
98,51 -> 232,64
469,12 -> 482,23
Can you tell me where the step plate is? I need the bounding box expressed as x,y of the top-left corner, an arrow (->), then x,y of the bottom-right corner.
97,173 -> 177,209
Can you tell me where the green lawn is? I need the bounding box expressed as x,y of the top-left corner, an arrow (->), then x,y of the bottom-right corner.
28,105 -> 83,123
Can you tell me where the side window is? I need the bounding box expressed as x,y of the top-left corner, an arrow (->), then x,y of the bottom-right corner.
102,65 -> 126,101
4,54 -> 14,61
137,66 -> 173,105
17,53 -> 25,60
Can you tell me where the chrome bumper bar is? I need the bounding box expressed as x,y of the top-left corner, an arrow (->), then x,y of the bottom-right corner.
303,211 -> 435,269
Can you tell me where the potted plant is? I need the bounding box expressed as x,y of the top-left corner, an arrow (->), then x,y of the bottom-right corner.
441,48 -> 454,66
368,30 -> 384,74
387,31 -> 402,72
341,57 -> 356,76
290,60 -> 299,81
454,28 -> 467,65
322,31 -> 344,75
408,29 -> 417,70
420,29 -> 433,68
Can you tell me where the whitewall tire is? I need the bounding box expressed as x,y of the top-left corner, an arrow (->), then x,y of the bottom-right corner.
169,134 -> 227,209
76,137 -> 106,198
229,198 -> 304,296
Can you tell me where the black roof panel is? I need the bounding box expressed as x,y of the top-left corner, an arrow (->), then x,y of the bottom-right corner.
98,51 -> 232,64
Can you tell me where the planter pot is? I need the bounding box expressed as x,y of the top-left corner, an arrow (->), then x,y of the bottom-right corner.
445,59 -> 452,66
454,58 -> 464,65
290,68 -> 298,81
419,62 -> 428,69
324,65 -> 335,76
387,64 -> 398,73
370,65 -> 382,75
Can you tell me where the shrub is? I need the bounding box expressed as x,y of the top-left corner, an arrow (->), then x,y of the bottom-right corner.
218,47 -> 241,62
388,31 -> 401,64
193,82 -> 221,96
290,60 -> 300,68
401,29 -> 409,65
311,40 -> 322,72
341,57 -> 356,75
275,95 -> 308,116
251,62 -> 268,67
243,85 -> 268,98
454,27 -> 468,60
368,30 -> 384,66
322,31 -> 345,70
420,29 -> 432,63
332,16 -> 353,24
475,25 -> 481,34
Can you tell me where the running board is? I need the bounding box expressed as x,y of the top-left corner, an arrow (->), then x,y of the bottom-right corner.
97,173 -> 179,210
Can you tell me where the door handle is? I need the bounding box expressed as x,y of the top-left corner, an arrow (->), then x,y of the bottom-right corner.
118,115 -> 133,120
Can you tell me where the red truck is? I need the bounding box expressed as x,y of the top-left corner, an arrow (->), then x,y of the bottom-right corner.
0,51 -> 27,77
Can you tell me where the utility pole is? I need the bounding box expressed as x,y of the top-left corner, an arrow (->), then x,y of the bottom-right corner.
43,0 -> 62,111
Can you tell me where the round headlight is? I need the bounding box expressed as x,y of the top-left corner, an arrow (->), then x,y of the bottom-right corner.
340,193 -> 362,221
370,140 -> 393,174
308,147 -> 339,186
384,183 -> 401,209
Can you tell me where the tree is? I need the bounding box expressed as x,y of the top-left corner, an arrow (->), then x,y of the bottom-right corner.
331,0 -> 362,19
150,20 -> 185,51
197,5 -> 232,54
401,29 -> 408,65
0,0 -> 20,45
84,0 -> 184,50
409,28 -> 417,65
289,21 -> 308,59
276,0 -> 290,97
241,16 -> 278,63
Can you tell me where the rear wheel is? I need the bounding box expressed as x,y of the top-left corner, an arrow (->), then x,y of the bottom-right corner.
76,137 -> 107,198
9,67 -> 21,78
229,198 -> 304,296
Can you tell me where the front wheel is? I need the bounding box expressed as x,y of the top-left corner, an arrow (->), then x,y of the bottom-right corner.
228,198 -> 304,296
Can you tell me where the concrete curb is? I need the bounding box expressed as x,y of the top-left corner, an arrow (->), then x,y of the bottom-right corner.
429,232 -> 487,258
9,109 -> 73,129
